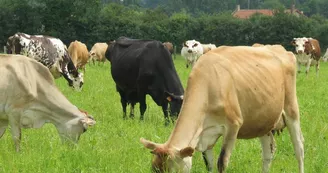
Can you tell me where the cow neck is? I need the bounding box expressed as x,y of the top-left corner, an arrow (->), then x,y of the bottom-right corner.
161,67 -> 184,96
39,86 -> 84,124
165,71 -> 208,149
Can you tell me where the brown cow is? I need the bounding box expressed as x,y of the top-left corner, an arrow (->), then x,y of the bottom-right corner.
89,43 -> 108,65
141,45 -> 304,173
163,42 -> 174,55
291,37 -> 321,76
68,40 -> 89,73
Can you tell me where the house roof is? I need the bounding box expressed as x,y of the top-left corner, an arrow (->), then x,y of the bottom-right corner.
233,9 -> 274,19
232,6 -> 306,19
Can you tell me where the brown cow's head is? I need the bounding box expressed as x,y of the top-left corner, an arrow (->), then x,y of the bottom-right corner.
140,138 -> 194,173
291,37 -> 308,54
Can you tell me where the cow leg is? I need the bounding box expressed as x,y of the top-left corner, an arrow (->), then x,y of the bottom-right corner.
129,103 -> 135,119
82,65 -> 86,74
139,94 -> 147,121
259,133 -> 276,173
8,117 -> 21,152
315,60 -> 320,77
202,149 -> 214,172
121,100 -> 127,119
284,109 -> 304,173
117,88 -> 128,119
297,61 -> 301,73
162,103 -> 170,126
217,122 -> 240,173
305,58 -> 312,76
0,120 -> 8,138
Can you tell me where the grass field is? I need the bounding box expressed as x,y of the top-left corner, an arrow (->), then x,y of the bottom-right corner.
0,55 -> 328,173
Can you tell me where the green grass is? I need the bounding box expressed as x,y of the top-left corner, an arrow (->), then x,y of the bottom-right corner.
0,55 -> 328,173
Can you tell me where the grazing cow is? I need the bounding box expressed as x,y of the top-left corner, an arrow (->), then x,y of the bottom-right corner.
0,54 -> 96,152
6,32 -> 83,90
291,37 -> 321,76
68,40 -> 89,73
202,44 -> 216,54
105,37 -> 184,124
89,42 -> 108,65
181,40 -> 204,68
141,45 -> 304,173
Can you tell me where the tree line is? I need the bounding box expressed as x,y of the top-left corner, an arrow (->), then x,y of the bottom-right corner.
1,0 -> 328,53
104,0 -> 328,18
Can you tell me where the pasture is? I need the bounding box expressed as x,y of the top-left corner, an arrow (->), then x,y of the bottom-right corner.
0,55 -> 327,173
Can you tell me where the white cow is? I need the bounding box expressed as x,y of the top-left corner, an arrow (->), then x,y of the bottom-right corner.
6,33 -> 84,91
181,40 -> 204,68
0,54 -> 96,152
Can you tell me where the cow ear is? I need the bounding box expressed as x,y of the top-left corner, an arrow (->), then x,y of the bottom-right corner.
178,147 -> 194,158
183,42 -> 187,47
80,116 -> 96,129
140,138 -> 160,150
291,40 -> 296,45
165,91 -> 183,101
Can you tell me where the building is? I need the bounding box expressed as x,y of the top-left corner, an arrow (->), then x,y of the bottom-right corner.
232,4 -> 305,19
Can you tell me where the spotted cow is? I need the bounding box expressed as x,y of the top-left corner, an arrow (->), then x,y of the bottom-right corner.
6,33 -> 83,90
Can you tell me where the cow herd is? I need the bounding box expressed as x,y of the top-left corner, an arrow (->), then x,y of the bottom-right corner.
4,31 -> 327,173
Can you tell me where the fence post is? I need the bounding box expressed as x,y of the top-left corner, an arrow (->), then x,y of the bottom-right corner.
3,46 -> 7,53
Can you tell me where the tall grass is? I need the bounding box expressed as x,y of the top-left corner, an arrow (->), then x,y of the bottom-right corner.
0,55 -> 327,173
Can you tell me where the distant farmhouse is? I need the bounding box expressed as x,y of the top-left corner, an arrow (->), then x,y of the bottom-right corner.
232,4 -> 306,19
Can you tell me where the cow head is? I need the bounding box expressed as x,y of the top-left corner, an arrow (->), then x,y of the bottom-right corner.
57,111 -> 96,143
165,92 -> 183,118
183,40 -> 202,54
70,72 -> 84,91
6,35 -> 22,54
140,138 -> 194,173
291,37 -> 308,54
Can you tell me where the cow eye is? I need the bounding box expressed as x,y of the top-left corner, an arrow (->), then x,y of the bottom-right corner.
193,43 -> 198,47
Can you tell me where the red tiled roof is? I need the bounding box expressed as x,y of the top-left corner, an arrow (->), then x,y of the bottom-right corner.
233,9 -> 274,19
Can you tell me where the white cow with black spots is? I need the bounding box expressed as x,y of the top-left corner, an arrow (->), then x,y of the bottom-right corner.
6,33 -> 83,91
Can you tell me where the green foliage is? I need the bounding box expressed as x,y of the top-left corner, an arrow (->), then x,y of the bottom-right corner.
0,0 -> 328,52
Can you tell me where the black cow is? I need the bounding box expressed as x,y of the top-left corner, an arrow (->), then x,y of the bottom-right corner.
105,37 -> 184,124
6,32 -> 83,90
